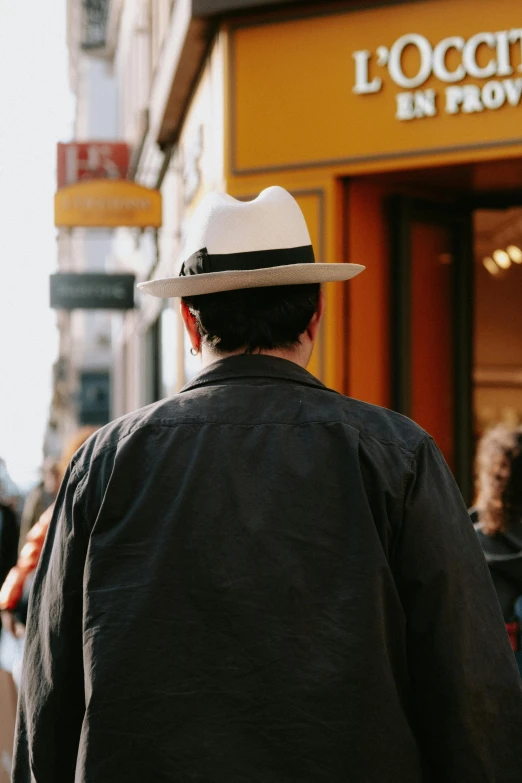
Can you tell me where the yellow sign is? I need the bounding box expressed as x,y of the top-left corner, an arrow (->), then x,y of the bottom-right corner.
54,179 -> 162,228
230,0 -> 522,174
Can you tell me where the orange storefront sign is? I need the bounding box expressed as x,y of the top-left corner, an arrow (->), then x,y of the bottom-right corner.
54,179 -> 162,228
230,0 -> 522,174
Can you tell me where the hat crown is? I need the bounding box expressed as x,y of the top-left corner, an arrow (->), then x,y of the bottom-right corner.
183,186 -> 312,259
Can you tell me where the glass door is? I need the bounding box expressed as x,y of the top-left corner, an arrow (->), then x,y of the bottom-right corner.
389,197 -> 474,501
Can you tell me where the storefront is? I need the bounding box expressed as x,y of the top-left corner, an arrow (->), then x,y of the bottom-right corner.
120,0 -> 522,501
219,0 -> 522,500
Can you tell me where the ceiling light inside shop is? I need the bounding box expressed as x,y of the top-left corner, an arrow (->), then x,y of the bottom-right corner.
506,244 -> 522,263
483,256 -> 500,276
493,249 -> 511,269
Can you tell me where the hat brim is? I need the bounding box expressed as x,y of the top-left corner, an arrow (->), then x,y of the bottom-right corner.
138,263 -> 365,298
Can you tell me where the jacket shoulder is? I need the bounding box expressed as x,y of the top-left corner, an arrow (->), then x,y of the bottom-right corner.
333,394 -> 429,456
70,399 -> 171,477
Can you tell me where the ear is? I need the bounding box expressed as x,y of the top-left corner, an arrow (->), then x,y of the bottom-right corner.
180,301 -> 201,352
305,288 -> 325,343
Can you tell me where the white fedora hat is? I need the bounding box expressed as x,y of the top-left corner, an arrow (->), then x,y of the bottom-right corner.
138,186 -> 364,298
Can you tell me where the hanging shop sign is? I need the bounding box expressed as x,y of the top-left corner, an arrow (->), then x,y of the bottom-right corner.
50,273 -> 136,310
57,142 -> 130,188
54,180 -> 162,228
230,0 -> 522,174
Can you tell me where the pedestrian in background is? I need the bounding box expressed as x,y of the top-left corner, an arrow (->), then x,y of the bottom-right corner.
0,428 -> 97,640
0,471 -> 18,617
0,457 -> 20,680
472,425 -> 522,672
13,188 -> 522,783
0,457 -> 18,615
17,458 -> 60,554
0,458 -> 18,512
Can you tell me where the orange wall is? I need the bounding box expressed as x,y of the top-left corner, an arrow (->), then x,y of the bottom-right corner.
346,180 -> 390,408
346,182 -> 456,470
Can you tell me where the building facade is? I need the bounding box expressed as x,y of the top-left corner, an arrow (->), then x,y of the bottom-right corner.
46,1 -> 121,456
59,0 -> 522,502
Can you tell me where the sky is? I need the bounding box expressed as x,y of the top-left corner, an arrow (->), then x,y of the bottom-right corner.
0,1 -> 74,488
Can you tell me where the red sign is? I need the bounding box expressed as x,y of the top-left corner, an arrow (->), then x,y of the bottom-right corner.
57,142 -> 130,188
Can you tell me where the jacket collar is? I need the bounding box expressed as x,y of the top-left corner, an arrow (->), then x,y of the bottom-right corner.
180,355 -> 328,394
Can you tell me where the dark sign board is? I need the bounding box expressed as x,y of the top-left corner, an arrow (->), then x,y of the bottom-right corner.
50,273 -> 135,310
79,371 -> 110,425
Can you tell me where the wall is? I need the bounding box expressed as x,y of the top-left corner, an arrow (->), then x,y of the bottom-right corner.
345,180 -> 390,406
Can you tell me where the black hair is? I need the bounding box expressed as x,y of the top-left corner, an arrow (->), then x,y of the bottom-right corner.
182,283 -> 321,354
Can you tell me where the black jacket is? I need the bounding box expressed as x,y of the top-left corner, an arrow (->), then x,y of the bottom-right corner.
0,502 -> 18,590
472,508 -> 522,621
14,356 -> 522,782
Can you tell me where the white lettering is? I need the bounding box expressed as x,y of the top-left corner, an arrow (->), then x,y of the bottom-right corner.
354,28 -> 522,121
503,77 -> 522,106
446,78 -> 522,115
396,89 -> 437,120
445,86 -> 464,114
496,31 -> 514,76
413,88 -> 437,117
352,50 -> 382,94
481,80 -> 506,110
433,37 -> 465,82
463,32 -> 497,79
388,33 -> 433,89
509,29 -> 522,72
396,91 -> 415,120
462,84 -> 484,113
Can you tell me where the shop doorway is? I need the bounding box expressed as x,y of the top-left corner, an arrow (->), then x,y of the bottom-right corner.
386,189 -> 522,503
473,206 -> 522,440
348,160 -> 522,501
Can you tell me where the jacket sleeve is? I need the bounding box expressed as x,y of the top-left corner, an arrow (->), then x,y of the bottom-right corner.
394,436 -> 522,782
12,465 -> 89,783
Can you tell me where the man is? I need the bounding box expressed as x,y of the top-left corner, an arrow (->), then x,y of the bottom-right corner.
14,187 -> 522,782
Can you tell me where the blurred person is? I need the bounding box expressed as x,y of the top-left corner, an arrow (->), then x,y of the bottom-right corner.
0,459 -> 20,676
13,188 -> 522,783
0,491 -> 18,613
17,457 -> 61,553
472,425 -> 522,669
0,457 -> 18,510
0,428 -> 97,638
0,457 -> 19,607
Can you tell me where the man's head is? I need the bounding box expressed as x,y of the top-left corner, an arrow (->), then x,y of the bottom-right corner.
139,186 -> 363,368
181,283 -> 324,367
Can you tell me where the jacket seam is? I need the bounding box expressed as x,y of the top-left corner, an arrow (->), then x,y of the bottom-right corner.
400,434 -> 433,525
80,419 -> 424,471
73,468 -> 92,537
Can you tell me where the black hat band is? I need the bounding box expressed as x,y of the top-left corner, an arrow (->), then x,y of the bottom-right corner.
179,245 -> 315,277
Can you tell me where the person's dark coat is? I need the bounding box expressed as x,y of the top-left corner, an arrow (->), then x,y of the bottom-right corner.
13,356 -> 522,783
0,502 -> 18,592
472,508 -> 522,621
